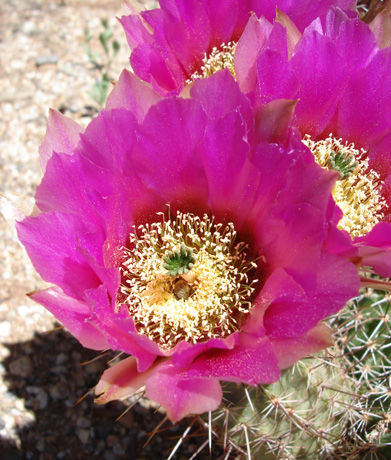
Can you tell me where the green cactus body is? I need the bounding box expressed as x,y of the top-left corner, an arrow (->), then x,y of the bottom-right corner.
204,291 -> 391,459
216,355 -> 357,459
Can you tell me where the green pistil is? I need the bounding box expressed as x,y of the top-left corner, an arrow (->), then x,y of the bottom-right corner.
328,151 -> 359,180
163,243 -> 196,276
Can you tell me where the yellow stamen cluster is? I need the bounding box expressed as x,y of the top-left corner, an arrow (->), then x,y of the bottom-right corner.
120,210 -> 258,349
188,42 -> 237,82
303,135 -> 386,238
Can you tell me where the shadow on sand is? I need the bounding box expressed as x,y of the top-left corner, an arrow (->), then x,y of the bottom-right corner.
0,328 -> 224,460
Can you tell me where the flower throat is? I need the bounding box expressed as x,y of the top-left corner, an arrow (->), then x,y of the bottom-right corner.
188,42 -> 237,82
119,210 -> 258,349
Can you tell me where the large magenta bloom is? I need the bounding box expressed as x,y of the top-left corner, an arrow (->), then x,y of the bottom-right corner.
121,0 -> 355,95
16,71 -> 359,421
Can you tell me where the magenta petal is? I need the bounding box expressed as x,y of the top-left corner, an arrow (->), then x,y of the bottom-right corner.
191,69 -> 253,123
270,322 -> 333,369
77,108 -> 137,173
248,137 -> 320,226
246,268 -> 306,336
275,9 -> 301,57
201,111 -> 259,228
256,48 -> 299,104
119,11 -> 154,49
368,132 -> 391,181
335,49 -> 391,148
75,230 -> 121,306
291,30 -> 348,136
324,9 -> 378,73
67,109 -> 165,221
135,6 -> 190,89
264,252 -> 360,337
17,212 -> 102,299
106,69 -> 161,122
251,159 -> 338,280
95,356 -> 154,404
235,14 -> 273,93
171,333 -> 240,367
133,97 -> 209,211
277,0 -> 356,33
323,221 -> 358,258
145,361 -> 222,421
186,335 -> 281,385
111,315 -> 168,359
254,99 -> 298,144
39,109 -> 83,172
86,287 -> 157,372
197,0 -> 241,43
354,222 -> 391,277
87,194 -> 132,263
30,287 -> 109,350
35,152 -> 105,226
158,0 -> 212,74
130,42 -> 181,94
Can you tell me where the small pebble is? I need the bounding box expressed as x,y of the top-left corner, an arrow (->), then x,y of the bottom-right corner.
9,356 -> 33,378
50,365 -> 68,375
22,21 -> 35,33
36,439 -> 45,452
76,416 -> 91,429
0,322 -> 11,337
113,444 -> 125,455
103,452 -> 115,460
35,55 -> 58,66
106,434 -> 119,448
49,381 -> 69,400
76,428 -> 90,444
35,390 -> 49,410
56,353 -> 68,365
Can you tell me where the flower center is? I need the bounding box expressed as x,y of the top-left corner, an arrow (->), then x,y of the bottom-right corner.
303,135 -> 387,238
119,210 -> 258,349
188,42 -> 237,82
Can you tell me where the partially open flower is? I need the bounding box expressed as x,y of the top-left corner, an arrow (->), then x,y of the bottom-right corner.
120,0 -> 355,95
14,71 -> 360,421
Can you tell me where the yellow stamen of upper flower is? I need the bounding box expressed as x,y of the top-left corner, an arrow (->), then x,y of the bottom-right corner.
119,210 -> 258,349
188,42 -> 237,82
303,134 -> 387,238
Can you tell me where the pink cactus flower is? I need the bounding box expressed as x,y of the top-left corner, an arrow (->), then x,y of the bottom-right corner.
120,0 -> 355,95
248,8 -> 391,282
13,71 -> 360,421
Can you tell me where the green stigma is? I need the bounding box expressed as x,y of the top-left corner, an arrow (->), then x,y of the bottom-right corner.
163,243 -> 196,276
328,150 -> 359,180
